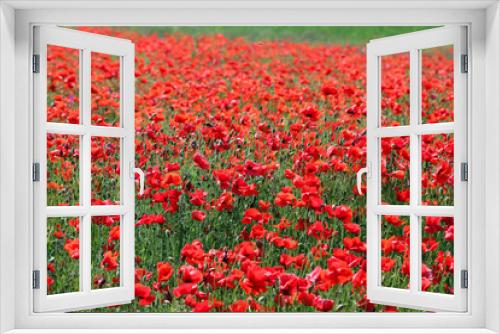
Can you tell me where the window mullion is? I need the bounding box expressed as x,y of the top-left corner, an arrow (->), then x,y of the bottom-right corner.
44,205 -> 126,217
46,122 -> 126,137
80,48 -> 92,294
374,205 -> 454,216
375,122 -> 454,137
409,48 -> 421,293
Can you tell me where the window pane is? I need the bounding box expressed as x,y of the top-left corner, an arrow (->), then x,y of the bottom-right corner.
381,136 -> 410,205
47,45 -> 80,124
91,52 -> 121,127
421,46 -> 454,124
380,52 -> 410,127
47,134 -> 80,206
91,137 -> 121,205
91,216 -> 121,289
380,215 -> 410,289
421,216 -> 454,294
47,217 -> 80,295
421,134 -> 454,206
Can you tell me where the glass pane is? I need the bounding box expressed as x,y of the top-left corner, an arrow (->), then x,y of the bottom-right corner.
91,52 -> 121,127
47,134 -> 80,206
47,45 -> 80,124
91,216 -> 121,289
421,216 -> 454,294
421,134 -> 454,206
91,137 -> 121,205
380,215 -> 410,289
380,52 -> 410,127
421,46 -> 454,124
47,217 -> 80,294
381,136 -> 410,205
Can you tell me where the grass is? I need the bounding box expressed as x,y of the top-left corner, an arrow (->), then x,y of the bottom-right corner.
114,26 -> 436,45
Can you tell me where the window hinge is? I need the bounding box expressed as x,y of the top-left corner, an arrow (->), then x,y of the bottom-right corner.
32,270 -> 40,289
32,54 -> 40,73
461,162 -> 468,182
461,54 -> 468,73
32,162 -> 40,182
461,269 -> 468,289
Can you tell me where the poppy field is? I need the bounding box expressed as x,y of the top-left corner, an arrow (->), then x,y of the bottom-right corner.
45,27 -> 455,312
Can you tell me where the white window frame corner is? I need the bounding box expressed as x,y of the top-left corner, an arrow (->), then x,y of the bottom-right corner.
0,1 -> 499,333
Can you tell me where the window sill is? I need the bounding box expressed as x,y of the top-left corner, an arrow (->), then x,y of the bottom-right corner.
3,329 -> 498,334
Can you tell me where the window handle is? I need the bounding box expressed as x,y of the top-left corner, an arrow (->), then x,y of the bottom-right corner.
134,167 -> 145,196
356,165 -> 370,195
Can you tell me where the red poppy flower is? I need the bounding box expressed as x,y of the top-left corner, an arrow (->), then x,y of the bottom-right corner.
101,251 -> 119,271
189,189 -> 207,206
136,214 -> 165,227
64,238 -> 79,259
135,283 -> 155,306
173,283 -> 198,298
191,210 -> 206,222
274,189 -> 296,207
157,261 -> 173,282
381,257 -> 396,272
108,225 -> 120,244
313,297 -> 334,312
229,300 -> 249,312
193,152 -> 210,170
215,192 -> 234,212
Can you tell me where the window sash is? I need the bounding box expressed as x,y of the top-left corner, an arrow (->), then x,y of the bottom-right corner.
366,25 -> 468,312
32,26 -> 136,313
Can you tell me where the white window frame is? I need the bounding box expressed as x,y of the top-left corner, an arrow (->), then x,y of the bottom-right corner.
0,1 -> 499,333
32,26 -> 136,312
366,26 -> 468,312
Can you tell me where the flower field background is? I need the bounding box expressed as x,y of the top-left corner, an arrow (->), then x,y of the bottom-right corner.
45,27 -> 455,312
